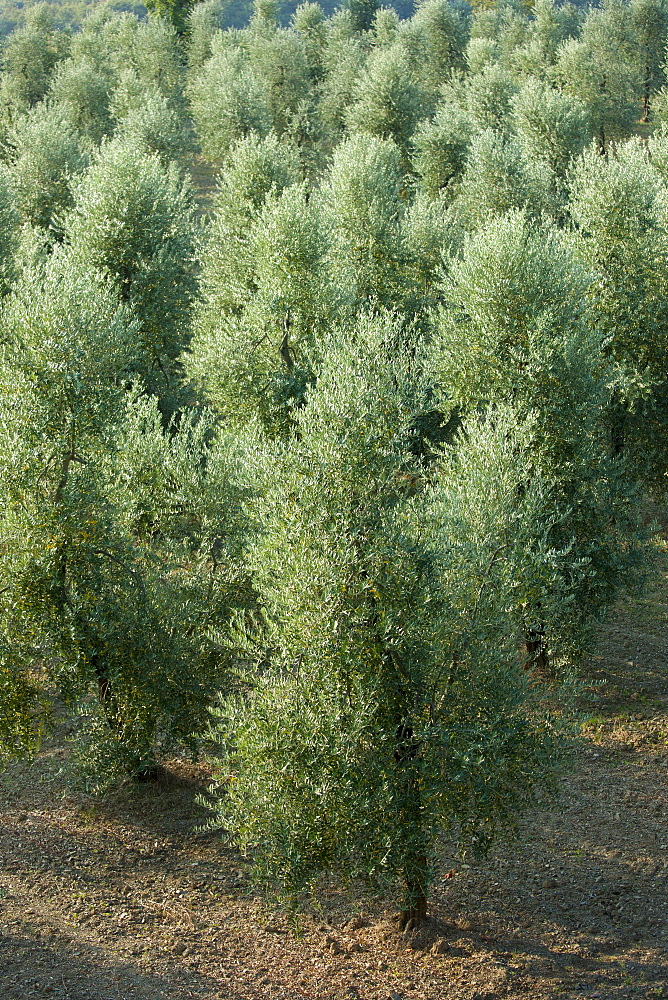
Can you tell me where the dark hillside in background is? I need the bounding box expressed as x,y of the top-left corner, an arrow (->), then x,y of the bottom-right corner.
0,0 -> 417,35
0,0 -> 598,41
0,0 -> 146,36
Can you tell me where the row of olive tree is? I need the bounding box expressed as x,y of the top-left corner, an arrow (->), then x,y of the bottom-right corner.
182,0 -> 664,918
0,0 -> 664,922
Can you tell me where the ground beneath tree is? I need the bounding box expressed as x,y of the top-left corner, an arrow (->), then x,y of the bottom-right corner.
2,521 -> 668,1000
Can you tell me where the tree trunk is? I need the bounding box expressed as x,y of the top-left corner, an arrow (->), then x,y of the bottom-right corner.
400,854 -> 428,931
92,654 -> 159,782
92,653 -> 114,713
525,627 -> 549,677
596,124 -> 606,156
395,723 -> 428,930
643,65 -> 651,123
610,394 -> 627,458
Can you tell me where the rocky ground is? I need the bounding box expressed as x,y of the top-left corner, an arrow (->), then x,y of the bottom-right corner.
1,532 -> 668,1000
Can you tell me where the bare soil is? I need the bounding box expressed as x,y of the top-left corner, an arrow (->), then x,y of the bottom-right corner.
2,532 -> 668,1000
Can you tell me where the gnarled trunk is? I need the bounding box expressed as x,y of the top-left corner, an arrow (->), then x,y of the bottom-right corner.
395,722 -> 428,929
525,626 -> 549,677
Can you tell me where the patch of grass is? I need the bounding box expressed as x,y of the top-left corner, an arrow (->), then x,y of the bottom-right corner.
580,715 -> 607,733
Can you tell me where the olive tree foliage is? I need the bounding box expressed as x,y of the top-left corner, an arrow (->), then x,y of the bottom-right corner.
48,57 -> 114,145
465,62 -> 520,133
555,0 -> 641,152
465,35 -> 500,74
67,7 -> 138,76
316,17 -> 366,145
0,644 -> 42,767
203,314 -> 561,920
65,137 -> 202,411
189,1 -> 320,164
114,93 -> 194,165
68,10 -> 186,117
187,0 -> 226,70
432,211 -> 646,667
400,0 -> 470,98
188,39 -> 272,161
291,1 -> 328,84
411,100 -> 472,199
468,1 -> 531,72
570,141 -> 668,493
244,14 -> 313,139
449,129 -> 558,232
187,172 -> 340,435
512,0 -> 583,76
189,130 -> 302,349
5,102 -> 88,237
345,40 -> 429,153
323,132 -> 408,309
120,17 -> 186,107
629,0 -> 668,119
372,6 -> 400,47
145,0 -> 194,36
401,190 -> 461,318
0,248 -> 250,784
346,0 -> 380,33
533,0 -> 583,58
0,166 -> 20,295
0,3 -> 70,122
0,254 -> 137,768
511,77 -> 590,181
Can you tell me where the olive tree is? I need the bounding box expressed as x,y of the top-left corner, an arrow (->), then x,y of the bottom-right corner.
0,3 -> 70,119
0,167 -> 20,295
48,57 -> 114,145
346,41 -> 429,154
555,0 -> 641,153
204,314 -> 561,923
432,210 -> 646,668
630,0 -> 668,120
187,177 -> 339,435
6,103 -> 88,237
0,249 -> 249,784
188,40 -> 272,161
401,0 -> 469,98
512,77 -> 590,182
66,136 -> 201,411
570,140 -> 668,493
411,99 -> 472,199
323,132 -> 409,310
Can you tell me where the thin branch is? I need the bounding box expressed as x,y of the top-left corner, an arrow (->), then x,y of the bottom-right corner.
280,311 -> 294,373
92,549 -> 147,600
471,541 -> 511,625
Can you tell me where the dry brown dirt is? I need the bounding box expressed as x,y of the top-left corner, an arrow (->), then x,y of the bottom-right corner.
2,535 -> 668,1000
